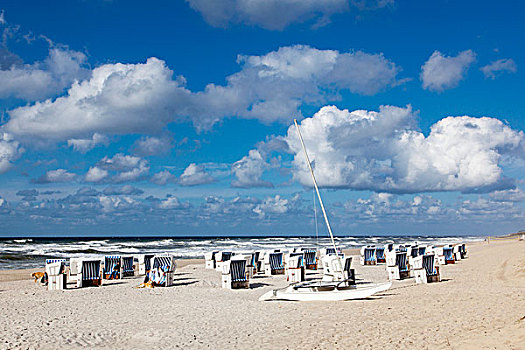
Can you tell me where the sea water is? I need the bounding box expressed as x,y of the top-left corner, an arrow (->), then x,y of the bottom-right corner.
0,235 -> 484,269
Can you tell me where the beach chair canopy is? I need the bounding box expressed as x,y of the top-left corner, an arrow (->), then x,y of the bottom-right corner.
422,255 -> 437,276
269,252 -> 284,270
230,260 -> 248,282
364,247 -> 376,262
302,249 -> 317,265
375,247 -> 385,260
396,252 -> 408,271
104,256 -> 120,273
81,260 -> 101,281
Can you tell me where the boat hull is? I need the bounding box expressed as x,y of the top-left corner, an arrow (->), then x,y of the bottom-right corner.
259,281 -> 392,301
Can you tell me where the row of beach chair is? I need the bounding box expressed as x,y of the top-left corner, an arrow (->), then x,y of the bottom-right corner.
205,247 -> 352,289
359,243 -> 468,284
44,254 -> 176,290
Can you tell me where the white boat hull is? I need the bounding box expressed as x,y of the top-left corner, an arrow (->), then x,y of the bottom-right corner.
259,281 -> 392,301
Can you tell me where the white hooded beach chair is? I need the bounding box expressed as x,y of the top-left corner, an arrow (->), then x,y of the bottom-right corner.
149,254 -> 176,287
360,246 -> 377,265
46,260 -> 66,290
413,254 -> 440,284
221,257 -> 249,289
460,244 -> 467,258
138,254 -> 155,275
436,246 -> 455,265
285,254 -> 305,283
204,251 -> 218,269
68,258 -> 81,283
264,252 -> 285,275
386,251 -> 410,280
77,259 -> 102,288
214,251 -> 233,272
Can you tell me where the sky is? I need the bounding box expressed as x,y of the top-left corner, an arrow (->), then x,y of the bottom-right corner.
0,0 -> 524,237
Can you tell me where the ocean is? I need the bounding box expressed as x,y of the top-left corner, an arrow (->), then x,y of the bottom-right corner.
0,235 -> 485,270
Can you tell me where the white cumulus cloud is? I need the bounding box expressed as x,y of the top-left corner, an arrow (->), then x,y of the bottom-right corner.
0,132 -> 22,174
420,50 -> 476,92
179,163 -> 215,186
231,149 -> 273,188
284,105 -> 524,193
0,47 -> 88,101
480,58 -> 517,80
34,169 -> 76,184
85,166 -> 109,183
4,45 -> 402,145
67,133 -> 109,153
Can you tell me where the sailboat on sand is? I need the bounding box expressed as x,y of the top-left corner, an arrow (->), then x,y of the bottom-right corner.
259,120 -> 391,301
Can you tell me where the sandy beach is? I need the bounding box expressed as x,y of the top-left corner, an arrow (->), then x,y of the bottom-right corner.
0,239 -> 523,349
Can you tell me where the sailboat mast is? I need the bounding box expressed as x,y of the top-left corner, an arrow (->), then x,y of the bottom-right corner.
294,119 -> 339,255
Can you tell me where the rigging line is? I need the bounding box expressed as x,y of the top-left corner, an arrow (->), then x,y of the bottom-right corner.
294,119 -> 339,256
313,186 -> 319,249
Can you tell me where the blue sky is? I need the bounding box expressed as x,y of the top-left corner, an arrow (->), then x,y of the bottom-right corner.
0,0 -> 523,237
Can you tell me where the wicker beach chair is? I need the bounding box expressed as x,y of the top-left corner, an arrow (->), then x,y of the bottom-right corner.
77,259 -> 102,288
360,246 -> 377,265
285,254 -> 305,282
149,254 -> 176,287
46,260 -> 66,290
302,249 -> 318,269
204,251 -> 218,269
138,254 -> 155,275
386,251 -> 410,280
375,247 -> 386,263
413,254 -> 440,284
214,251 -> 233,272
121,256 -> 135,277
221,258 -> 249,289
264,252 -> 285,275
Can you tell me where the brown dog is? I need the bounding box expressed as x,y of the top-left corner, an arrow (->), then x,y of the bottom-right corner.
32,272 -> 46,283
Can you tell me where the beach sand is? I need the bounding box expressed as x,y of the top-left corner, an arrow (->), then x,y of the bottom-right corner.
0,239 -> 523,349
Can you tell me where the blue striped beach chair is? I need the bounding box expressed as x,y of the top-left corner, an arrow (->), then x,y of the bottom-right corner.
396,252 -> 409,273
409,246 -> 419,258
121,256 -> 135,277
222,259 -> 249,289
375,247 -> 386,263
104,255 -> 121,279
386,251 -> 410,280
265,252 -> 284,275
414,254 -> 440,283
149,255 -> 176,287
418,246 -> 427,256
302,249 -> 318,270
443,246 -> 454,264
77,259 -> 102,288
249,251 -> 261,274
360,246 -> 377,265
